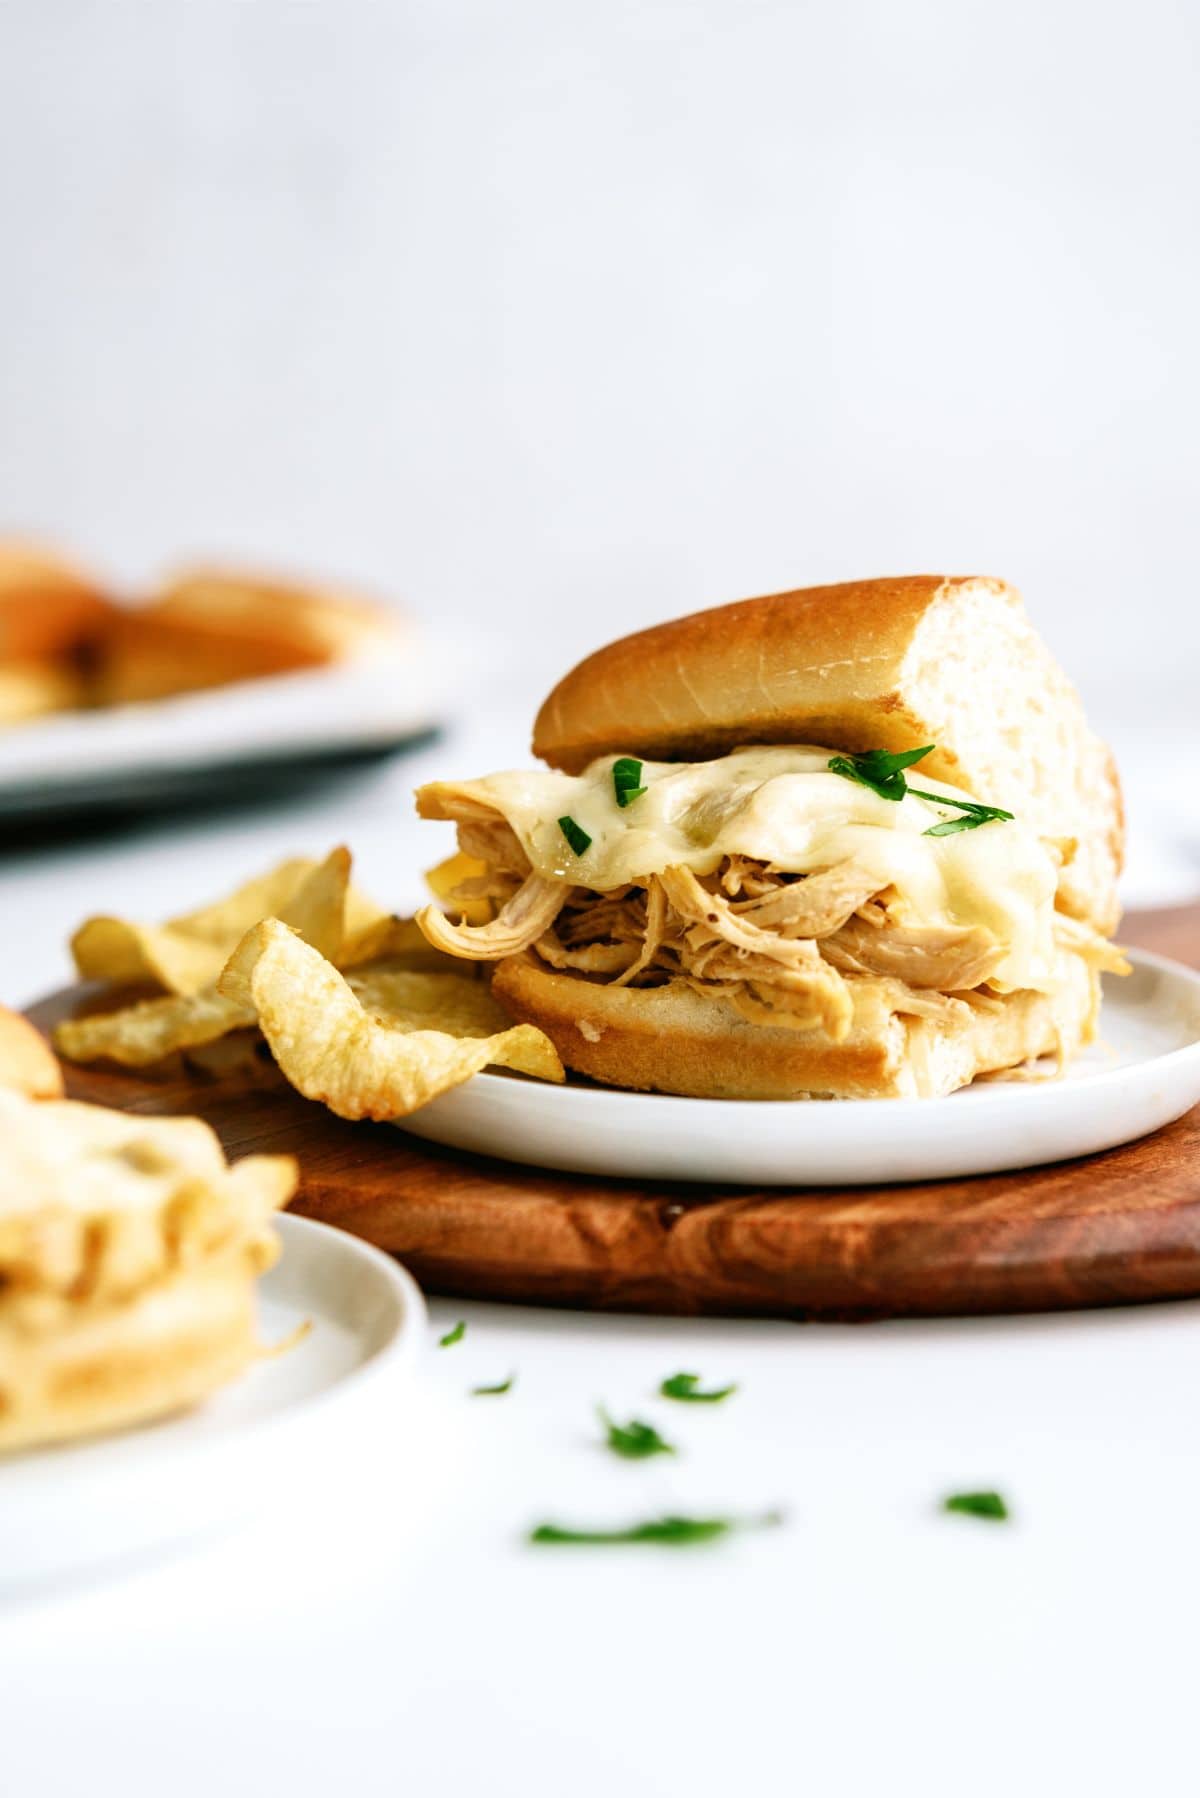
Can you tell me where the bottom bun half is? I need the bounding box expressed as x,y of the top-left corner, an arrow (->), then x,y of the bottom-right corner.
490,951 -> 1099,1101
0,1240 -> 276,1455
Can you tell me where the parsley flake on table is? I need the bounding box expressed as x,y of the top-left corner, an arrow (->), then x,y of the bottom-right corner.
529,1510 -> 783,1547
659,1371 -> 737,1404
942,1489 -> 1010,1521
598,1408 -> 676,1460
438,1320 -> 466,1348
472,1374 -> 516,1396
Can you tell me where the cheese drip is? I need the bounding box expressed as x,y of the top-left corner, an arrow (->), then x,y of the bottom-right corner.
418,747 -> 1061,992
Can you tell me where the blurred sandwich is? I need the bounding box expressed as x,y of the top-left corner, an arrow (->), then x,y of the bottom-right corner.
0,1003 -> 65,1100
0,1010 -> 295,1453
0,540 -> 113,724
415,576 -> 1127,1100
92,566 -> 408,705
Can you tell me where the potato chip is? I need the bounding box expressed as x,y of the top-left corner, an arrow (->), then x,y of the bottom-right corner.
218,919 -> 563,1120
424,850 -> 492,926
339,912 -> 485,974
70,854 -> 389,997
71,857 -> 320,995
347,963 -> 518,1034
55,848 -> 354,1067
0,1006 -> 63,1099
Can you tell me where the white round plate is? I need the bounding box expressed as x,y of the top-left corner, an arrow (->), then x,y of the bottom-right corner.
397,949 -> 1200,1186
0,1214 -> 425,1591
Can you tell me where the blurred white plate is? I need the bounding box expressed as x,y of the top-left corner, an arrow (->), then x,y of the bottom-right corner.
397,950 -> 1200,1186
0,1214 -> 425,1591
0,657 -> 438,825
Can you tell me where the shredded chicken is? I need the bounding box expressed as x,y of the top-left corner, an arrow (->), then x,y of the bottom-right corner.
1052,912 -> 1131,975
728,861 -> 883,937
455,818 -> 530,876
416,871 -> 570,960
414,813 -> 1127,1041
821,918 -> 1005,990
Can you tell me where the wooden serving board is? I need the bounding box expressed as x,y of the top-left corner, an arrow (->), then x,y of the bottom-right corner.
28,903 -> 1200,1322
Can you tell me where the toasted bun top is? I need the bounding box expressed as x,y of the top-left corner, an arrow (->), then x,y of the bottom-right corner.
532,575 -> 1123,934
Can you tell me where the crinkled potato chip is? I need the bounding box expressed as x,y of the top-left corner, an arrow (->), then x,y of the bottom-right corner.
70,857 -> 319,995
218,919 -> 564,1120
347,963 -> 520,1035
70,855 -> 389,996
55,848 -> 355,1067
54,988 -> 254,1070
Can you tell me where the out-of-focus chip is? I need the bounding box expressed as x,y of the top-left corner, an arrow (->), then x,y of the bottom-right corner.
218,919 -> 563,1120
424,850 -> 492,927
339,912 -> 484,974
0,1006 -> 63,1099
70,854 -> 387,996
55,848 -> 355,1067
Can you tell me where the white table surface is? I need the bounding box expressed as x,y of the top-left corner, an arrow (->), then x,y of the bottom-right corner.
2,697 -> 1199,1798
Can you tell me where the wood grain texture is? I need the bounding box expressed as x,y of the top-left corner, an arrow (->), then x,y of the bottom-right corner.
25,906 -> 1200,1321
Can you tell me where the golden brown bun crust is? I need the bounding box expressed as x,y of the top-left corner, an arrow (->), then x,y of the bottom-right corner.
0,1246 -> 272,1454
532,574 -> 1123,935
93,567 -> 406,705
0,1008 -> 63,1099
491,950 -> 1098,1101
0,541 -> 113,662
535,576 -> 952,770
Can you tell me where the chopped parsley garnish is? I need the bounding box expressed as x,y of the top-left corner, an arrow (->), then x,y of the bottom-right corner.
828,745 -> 1014,835
913,794 -> 1015,835
557,814 -> 592,857
659,1371 -> 737,1404
942,1489 -> 1010,1521
438,1319 -> 466,1348
472,1374 -> 515,1396
598,1408 -> 676,1459
529,1510 -> 782,1547
827,744 -> 935,801
612,756 -> 647,808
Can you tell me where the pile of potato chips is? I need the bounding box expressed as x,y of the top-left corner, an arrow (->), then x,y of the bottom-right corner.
54,849 -> 564,1119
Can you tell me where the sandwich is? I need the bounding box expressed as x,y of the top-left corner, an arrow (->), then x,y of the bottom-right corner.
0,1015 -> 296,1453
93,565 -> 409,705
414,576 -> 1127,1100
0,1003 -> 65,1100
0,540 -> 113,725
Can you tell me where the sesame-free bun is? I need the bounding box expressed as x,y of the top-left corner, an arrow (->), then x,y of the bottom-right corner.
532,576 -> 1123,934
491,948 -> 1099,1102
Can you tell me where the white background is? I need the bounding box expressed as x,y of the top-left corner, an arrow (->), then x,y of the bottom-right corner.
2,6 -> 1200,1795
1,0 -> 1198,711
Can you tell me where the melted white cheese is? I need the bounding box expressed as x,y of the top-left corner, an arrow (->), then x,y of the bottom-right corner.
429,747 -> 1060,991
